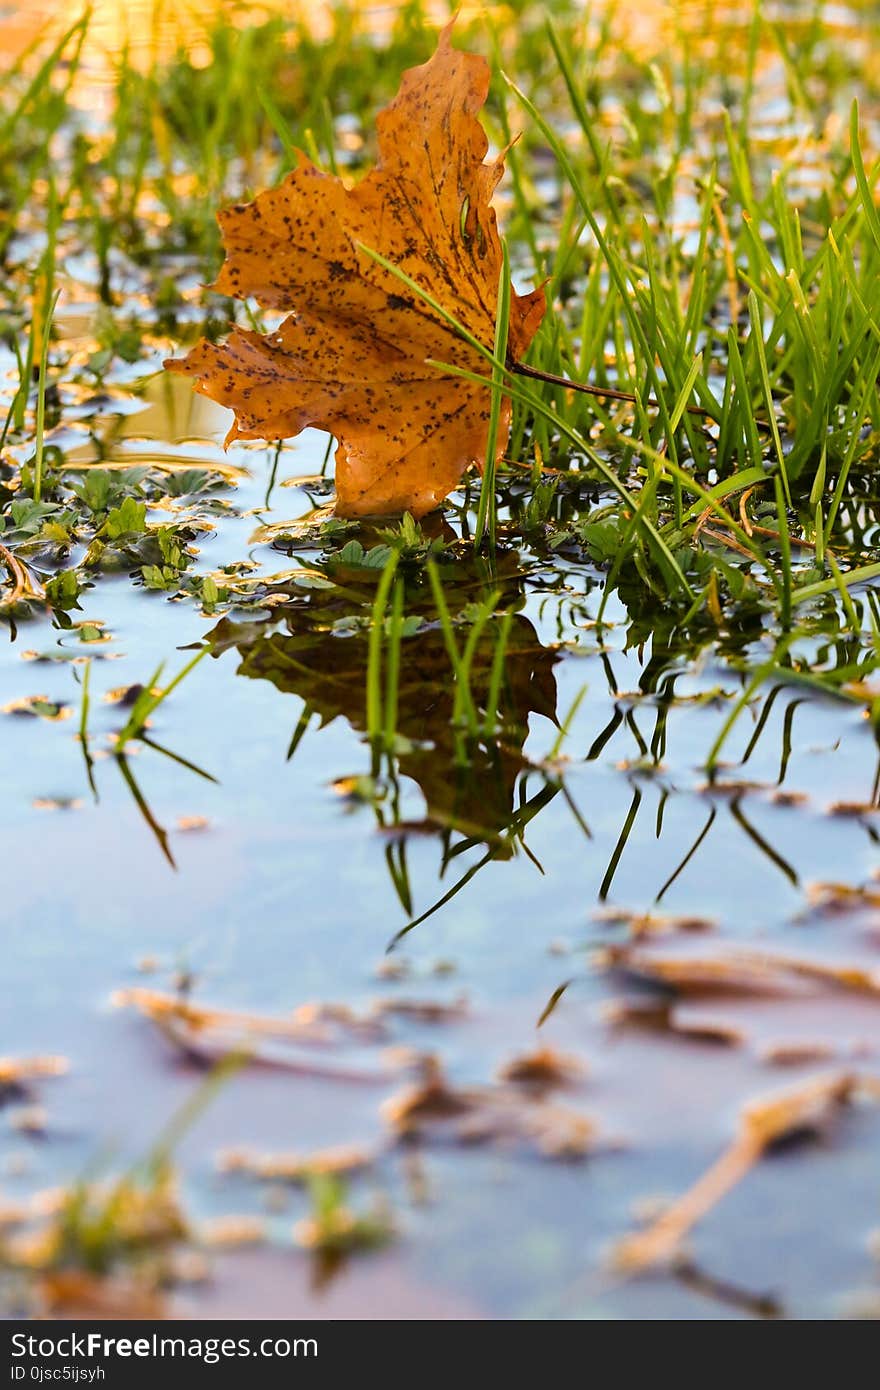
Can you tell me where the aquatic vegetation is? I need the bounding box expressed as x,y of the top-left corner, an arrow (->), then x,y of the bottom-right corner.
3,0 -> 880,1320
293,1174 -> 392,1264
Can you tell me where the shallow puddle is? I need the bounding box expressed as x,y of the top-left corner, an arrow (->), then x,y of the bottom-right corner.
3,0 -> 880,1320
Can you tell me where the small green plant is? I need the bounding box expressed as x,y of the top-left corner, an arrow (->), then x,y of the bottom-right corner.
294,1173 -> 392,1259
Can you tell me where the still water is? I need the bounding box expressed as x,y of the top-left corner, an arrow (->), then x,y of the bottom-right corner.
2,0 -> 880,1319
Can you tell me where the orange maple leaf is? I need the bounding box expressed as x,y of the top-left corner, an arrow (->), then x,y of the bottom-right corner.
164,24 -> 545,519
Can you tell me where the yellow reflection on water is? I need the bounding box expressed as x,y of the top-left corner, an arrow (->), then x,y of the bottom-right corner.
2,0 -> 877,102
0,0 -> 453,67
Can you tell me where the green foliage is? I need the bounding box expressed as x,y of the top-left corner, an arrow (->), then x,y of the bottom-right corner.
103,497 -> 147,540
44,568 -> 82,610
1,0 -> 880,749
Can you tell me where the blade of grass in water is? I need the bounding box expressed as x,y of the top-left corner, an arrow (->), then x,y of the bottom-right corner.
365,549 -> 399,747
383,575 -> 405,751
78,657 -> 97,802
474,238 -> 511,550
747,290 -> 790,507
483,610 -> 513,738
426,561 -> 479,736
33,289 -> 60,504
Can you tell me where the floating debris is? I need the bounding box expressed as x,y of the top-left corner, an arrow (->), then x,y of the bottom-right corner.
218,1143 -> 374,1184
103,684 -> 146,706
383,1059 -> 472,1132
8,1106 -> 48,1135
497,1045 -> 585,1089
199,1215 -> 266,1248
1,696 -> 70,721
599,945 -> 880,998
0,1056 -> 68,1099
376,994 -> 468,1024
112,988 -> 390,1081
112,987 -> 468,1082
374,958 -> 410,982
613,1072 -> 880,1272
698,778 -> 772,798
603,998 -> 743,1047
36,1272 -> 166,1319
594,907 -> 717,938
768,789 -> 809,807
759,1041 -> 838,1067
382,1058 -> 597,1159
805,881 -> 880,914
598,946 -> 795,997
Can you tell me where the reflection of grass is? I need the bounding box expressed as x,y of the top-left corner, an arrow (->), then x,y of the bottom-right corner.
365,547 -> 401,757
76,646 -> 216,866
2,1 -> 880,712
225,533 -> 880,922
113,651 -> 217,868
426,559 -> 505,743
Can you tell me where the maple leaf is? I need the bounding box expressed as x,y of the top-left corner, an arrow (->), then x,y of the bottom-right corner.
164,24 -> 545,519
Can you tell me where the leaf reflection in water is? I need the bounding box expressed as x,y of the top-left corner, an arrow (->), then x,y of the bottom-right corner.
206,561 -> 594,935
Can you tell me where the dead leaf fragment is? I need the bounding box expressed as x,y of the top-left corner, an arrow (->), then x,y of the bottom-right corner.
375,994 -> 468,1024
382,1059 -> 474,1133
166,24 -> 544,518
598,946 -> 795,997
0,1056 -> 68,1095
382,1056 -> 598,1158
594,906 -> 717,938
599,944 -> 880,999
199,1215 -> 266,1249
218,1144 -> 373,1184
603,998 -> 743,1047
758,1040 -> 837,1067
8,1106 -> 48,1135
113,986 -> 471,1084
497,1045 -> 585,1089
38,1272 -> 166,1320
113,987 -> 389,1082
520,1105 -> 597,1159
805,880 -> 880,914
1,695 -> 70,721
613,1072 -> 879,1272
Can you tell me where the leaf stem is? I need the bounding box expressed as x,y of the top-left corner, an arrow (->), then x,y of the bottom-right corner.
512,360 -> 762,427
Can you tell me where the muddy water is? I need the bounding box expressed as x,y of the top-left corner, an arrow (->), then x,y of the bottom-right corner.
2,1 -> 880,1321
